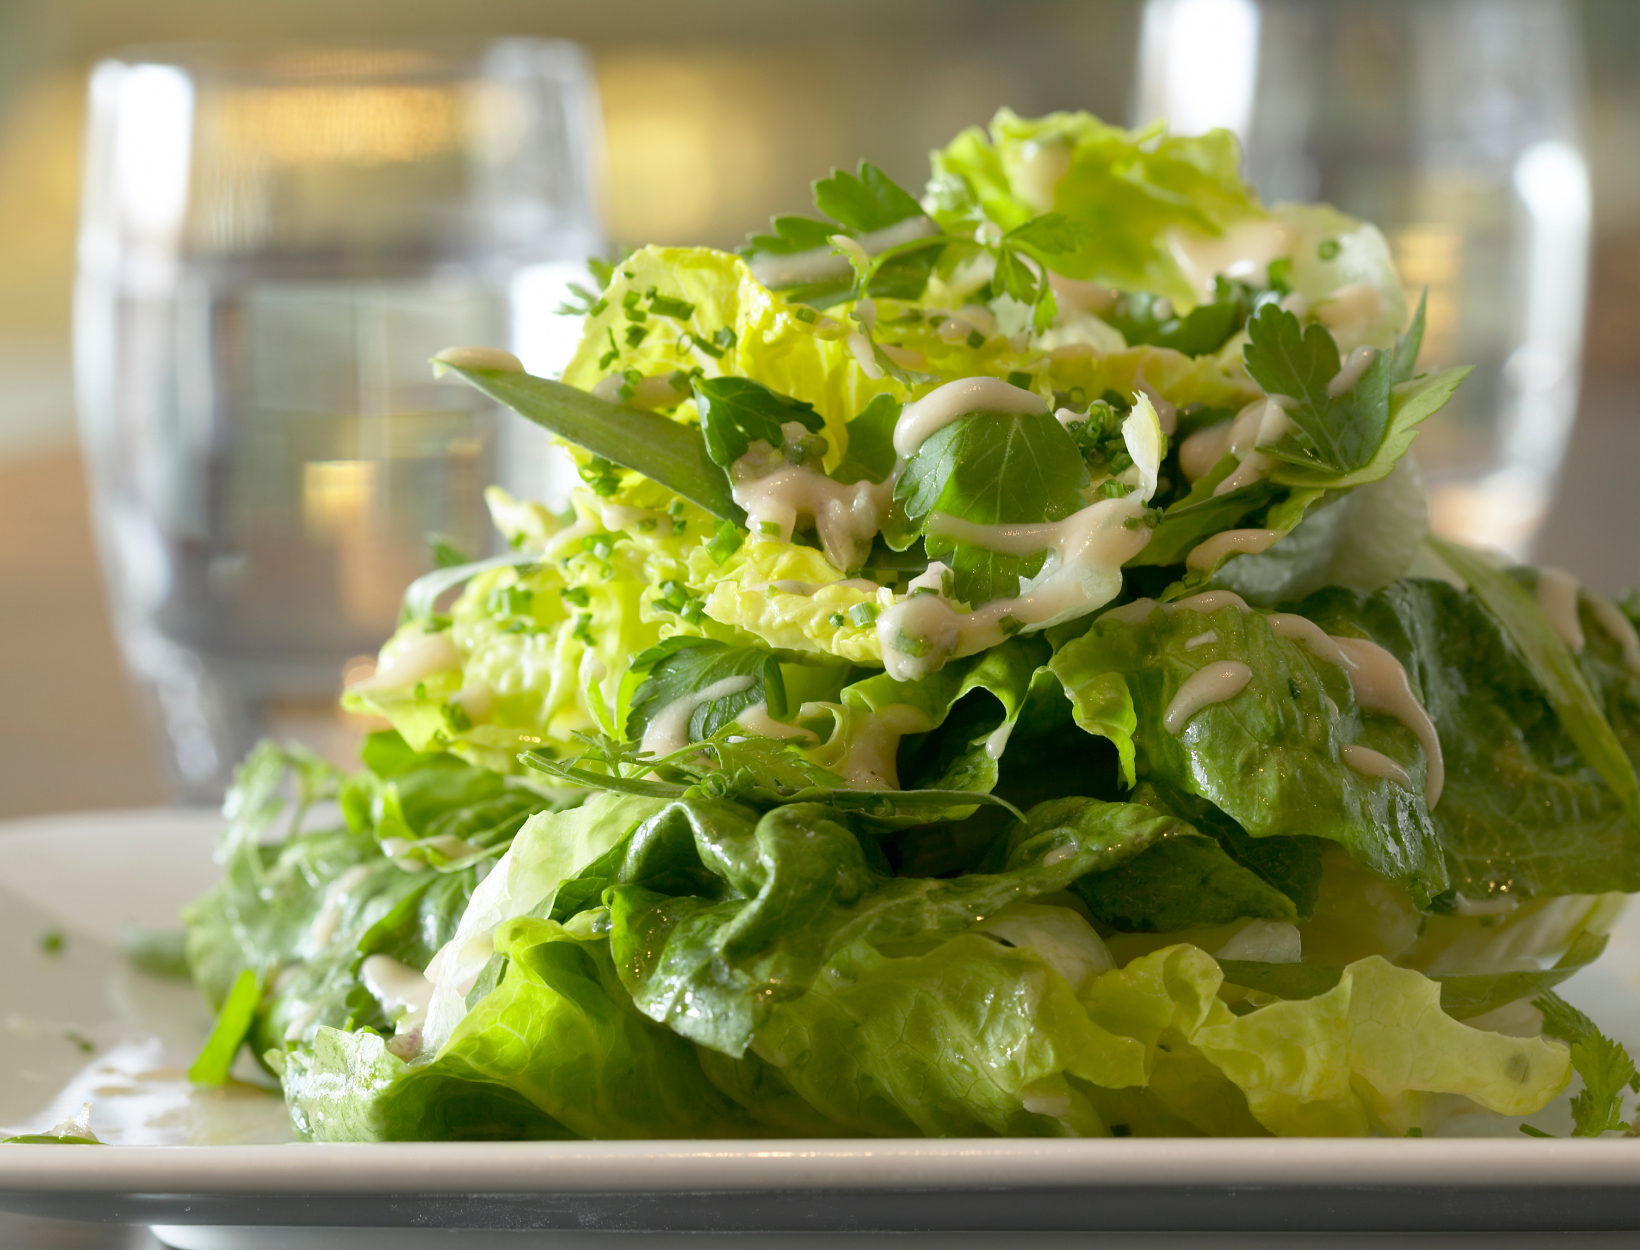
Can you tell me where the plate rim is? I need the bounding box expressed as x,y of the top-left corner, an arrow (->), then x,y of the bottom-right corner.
5,1137 -> 1640,1194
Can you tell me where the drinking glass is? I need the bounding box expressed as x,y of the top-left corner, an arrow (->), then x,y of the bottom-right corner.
1136,0 -> 1590,558
75,40 -> 603,801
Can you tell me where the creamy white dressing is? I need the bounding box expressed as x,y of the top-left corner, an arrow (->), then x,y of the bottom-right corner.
880,496 -> 1152,679
1162,661 -> 1253,733
1210,397 -> 1293,497
845,332 -> 884,380
306,864 -> 372,949
639,674 -> 758,757
1452,893 -> 1521,918
1171,590 -> 1253,615
1537,566 -> 1585,654
282,1002 -> 322,1043
1184,630 -> 1219,651
591,370 -> 689,410
840,703 -> 933,789
1186,528 -> 1282,573
880,343 -> 928,369
1264,612 -> 1351,668
1331,636 -> 1444,808
734,701 -> 819,744
1168,220 -> 1295,301
1314,283 -> 1385,347
431,345 -> 523,375
730,464 -> 891,572
361,954 -> 435,1020
1179,420 -> 1232,482
1340,743 -> 1413,790
1266,613 -> 1443,806
893,376 -> 1047,456
347,631 -> 461,694
1327,344 -> 1377,399
747,215 -> 939,288
1588,592 -> 1640,674
1046,271 -> 1117,315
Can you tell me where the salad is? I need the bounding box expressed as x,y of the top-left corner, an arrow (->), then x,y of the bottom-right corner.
181,110 -> 1640,1141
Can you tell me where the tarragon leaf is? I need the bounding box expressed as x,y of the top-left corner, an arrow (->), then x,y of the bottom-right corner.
438,364 -> 741,522
691,376 -> 824,470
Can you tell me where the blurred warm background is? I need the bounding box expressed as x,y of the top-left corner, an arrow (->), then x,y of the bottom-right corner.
2,0 -> 1638,818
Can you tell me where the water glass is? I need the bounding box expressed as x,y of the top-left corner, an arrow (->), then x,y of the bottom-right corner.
75,40 -> 603,801
1136,0 -> 1590,558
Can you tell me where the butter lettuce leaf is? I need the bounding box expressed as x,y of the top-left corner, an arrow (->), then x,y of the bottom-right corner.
928,109 -> 1262,307
1297,576 -> 1640,902
1192,955 -> 1571,1135
1048,597 -> 1447,901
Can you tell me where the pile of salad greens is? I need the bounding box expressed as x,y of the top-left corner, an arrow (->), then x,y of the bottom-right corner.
184,110 -> 1640,1141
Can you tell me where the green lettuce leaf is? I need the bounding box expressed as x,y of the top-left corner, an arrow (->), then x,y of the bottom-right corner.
601,795 -> 1175,1057
1297,576 -> 1640,901
751,930 -> 1142,1136
928,109 -> 1261,307
285,917 -> 771,1141
1192,955 -> 1571,1135
1048,596 -> 1447,901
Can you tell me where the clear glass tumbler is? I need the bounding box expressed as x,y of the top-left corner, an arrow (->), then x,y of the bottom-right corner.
75,40 -> 603,801
1136,0 -> 1591,558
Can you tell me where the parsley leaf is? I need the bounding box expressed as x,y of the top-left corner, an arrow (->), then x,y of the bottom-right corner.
832,394 -> 901,485
691,376 -> 824,469
813,161 -> 924,233
1244,294 -> 1427,478
1528,991 -> 1639,1137
745,214 -> 836,257
896,410 -> 1088,605
623,639 -> 787,750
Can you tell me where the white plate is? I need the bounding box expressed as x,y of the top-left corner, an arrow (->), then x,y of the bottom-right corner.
4,808 -> 1640,1244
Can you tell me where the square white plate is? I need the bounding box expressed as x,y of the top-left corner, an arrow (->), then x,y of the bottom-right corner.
4,808 -> 1640,1242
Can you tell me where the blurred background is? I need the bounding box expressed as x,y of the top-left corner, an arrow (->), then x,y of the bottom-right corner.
1,0 -> 1637,819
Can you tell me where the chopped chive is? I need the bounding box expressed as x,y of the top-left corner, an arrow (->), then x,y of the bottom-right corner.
847,602 -> 878,628
1007,371 -> 1032,390
188,968 -> 259,1086
706,519 -> 744,565
560,586 -> 591,607
649,292 -> 696,320
966,329 -> 985,349
1317,238 -> 1341,261
625,324 -> 650,348
712,327 -> 738,351
793,307 -> 818,324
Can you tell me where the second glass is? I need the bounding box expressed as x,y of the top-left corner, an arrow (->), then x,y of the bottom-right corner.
76,40 -> 603,801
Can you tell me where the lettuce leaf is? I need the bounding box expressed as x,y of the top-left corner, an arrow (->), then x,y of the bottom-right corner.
752,931 -> 1142,1136
600,795 -> 1176,1056
182,738 -> 547,1065
1297,576 -> 1640,902
1048,596 -> 1447,901
928,109 -> 1262,307
285,917 -> 770,1141
1192,955 -> 1571,1135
